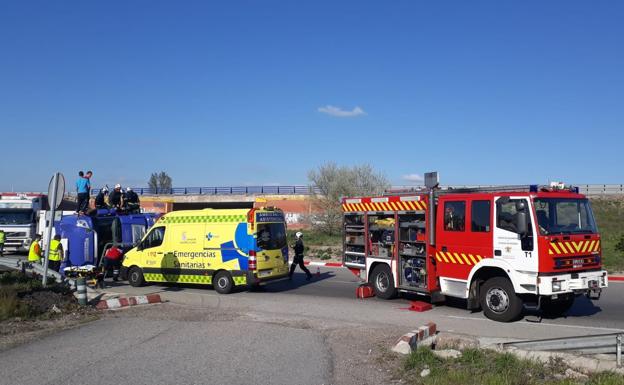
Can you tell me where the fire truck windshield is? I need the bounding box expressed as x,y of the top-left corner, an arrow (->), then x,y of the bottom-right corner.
533,198 -> 597,235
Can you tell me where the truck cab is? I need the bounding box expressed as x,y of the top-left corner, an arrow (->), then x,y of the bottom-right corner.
434,186 -> 606,321
0,194 -> 44,252
56,209 -> 157,269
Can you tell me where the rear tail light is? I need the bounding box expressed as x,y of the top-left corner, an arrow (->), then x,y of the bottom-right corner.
248,250 -> 257,271
247,208 -> 256,230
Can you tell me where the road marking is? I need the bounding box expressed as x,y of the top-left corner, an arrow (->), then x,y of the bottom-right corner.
444,315 -> 624,333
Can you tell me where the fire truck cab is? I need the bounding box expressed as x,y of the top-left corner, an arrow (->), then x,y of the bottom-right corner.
342,179 -> 608,322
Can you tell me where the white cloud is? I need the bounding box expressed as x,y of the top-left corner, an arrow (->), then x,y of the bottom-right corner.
402,174 -> 424,183
317,105 -> 366,118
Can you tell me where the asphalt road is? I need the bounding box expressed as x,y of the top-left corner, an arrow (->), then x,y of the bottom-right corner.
1,256 -> 623,385
3,252 -> 623,336
0,309 -> 331,385
101,266 -> 624,340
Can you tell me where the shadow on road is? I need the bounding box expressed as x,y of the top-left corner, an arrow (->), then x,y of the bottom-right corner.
104,271 -> 336,294
252,271 -> 336,293
531,295 -> 602,320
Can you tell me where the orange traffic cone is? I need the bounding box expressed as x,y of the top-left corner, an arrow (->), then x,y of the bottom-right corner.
316,266 -> 321,277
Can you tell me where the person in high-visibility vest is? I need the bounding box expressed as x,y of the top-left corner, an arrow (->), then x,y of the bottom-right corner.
48,234 -> 63,272
0,229 -> 5,257
28,234 -> 42,264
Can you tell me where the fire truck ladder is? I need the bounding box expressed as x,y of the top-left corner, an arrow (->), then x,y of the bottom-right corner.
501,332 -> 624,367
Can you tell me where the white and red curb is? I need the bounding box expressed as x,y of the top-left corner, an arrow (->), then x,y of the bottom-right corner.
303,261 -> 343,268
392,322 -> 437,355
96,294 -> 163,310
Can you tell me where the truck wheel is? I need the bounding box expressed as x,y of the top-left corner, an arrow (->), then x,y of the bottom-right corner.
541,296 -> 575,317
370,264 -> 397,299
480,277 -> 523,322
214,271 -> 234,294
128,267 -> 145,287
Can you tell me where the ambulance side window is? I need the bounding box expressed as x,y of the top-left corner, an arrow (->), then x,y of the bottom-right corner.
444,201 -> 465,231
142,227 -> 166,249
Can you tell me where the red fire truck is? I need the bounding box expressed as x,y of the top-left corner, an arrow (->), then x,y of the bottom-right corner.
341,173 -> 608,322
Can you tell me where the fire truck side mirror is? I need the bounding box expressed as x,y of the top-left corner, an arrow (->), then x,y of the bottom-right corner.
516,210 -> 528,237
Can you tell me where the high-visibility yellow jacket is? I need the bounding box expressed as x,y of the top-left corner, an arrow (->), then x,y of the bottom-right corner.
28,241 -> 41,262
49,239 -> 62,261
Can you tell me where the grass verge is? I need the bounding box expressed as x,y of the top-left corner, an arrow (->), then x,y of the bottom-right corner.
0,271 -> 75,321
590,197 -> 624,272
399,347 -> 623,385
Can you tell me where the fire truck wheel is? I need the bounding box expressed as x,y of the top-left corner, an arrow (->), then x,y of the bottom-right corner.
214,271 -> 234,294
370,264 -> 397,299
128,267 -> 145,287
480,277 -> 523,322
541,295 -> 575,317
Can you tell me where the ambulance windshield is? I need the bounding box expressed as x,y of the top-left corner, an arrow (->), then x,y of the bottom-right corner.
256,223 -> 287,250
533,198 -> 597,235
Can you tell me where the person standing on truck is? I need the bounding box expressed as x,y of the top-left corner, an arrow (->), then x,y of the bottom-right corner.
288,232 -> 312,281
0,229 -> 5,257
28,234 -> 42,265
48,234 -> 63,272
124,187 -> 140,213
75,171 -> 90,214
95,187 -> 109,209
109,184 -> 124,209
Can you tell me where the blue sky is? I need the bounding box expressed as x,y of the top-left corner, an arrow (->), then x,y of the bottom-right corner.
1,1 -> 623,192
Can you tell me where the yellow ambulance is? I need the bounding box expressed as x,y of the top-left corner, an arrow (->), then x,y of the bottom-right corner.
120,207 -> 290,293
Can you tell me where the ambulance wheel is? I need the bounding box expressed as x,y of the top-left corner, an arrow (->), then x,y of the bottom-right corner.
370,264 -> 397,299
480,277 -> 523,322
214,271 -> 234,294
128,267 -> 145,287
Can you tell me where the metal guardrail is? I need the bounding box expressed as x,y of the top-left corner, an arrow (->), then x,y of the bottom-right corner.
81,184 -> 624,196
90,186 -> 320,196
502,333 -> 623,367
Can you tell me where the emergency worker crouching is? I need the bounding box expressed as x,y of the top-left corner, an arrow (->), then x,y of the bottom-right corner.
95,187 -> 109,209
109,184 -> 124,210
103,245 -> 124,282
124,187 -> 140,214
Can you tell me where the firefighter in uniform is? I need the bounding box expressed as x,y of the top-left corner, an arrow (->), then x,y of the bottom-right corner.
95,186 -> 109,209
28,234 -> 42,265
288,232 -> 312,281
124,187 -> 140,213
48,234 -> 63,272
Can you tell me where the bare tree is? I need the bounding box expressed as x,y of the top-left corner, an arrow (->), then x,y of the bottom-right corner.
148,171 -> 173,194
308,163 -> 389,234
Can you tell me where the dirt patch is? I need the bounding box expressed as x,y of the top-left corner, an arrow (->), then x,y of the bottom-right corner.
326,326 -> 407,385
0,271 -> 100,351
0,308 -> 99,351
